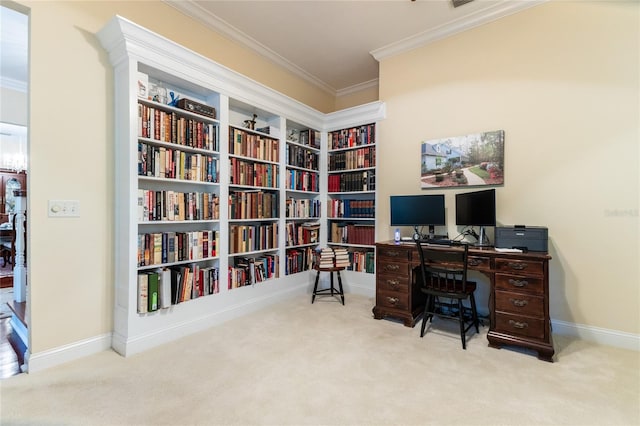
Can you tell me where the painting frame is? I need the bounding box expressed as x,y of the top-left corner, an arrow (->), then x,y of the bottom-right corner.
420,129 -> 504,189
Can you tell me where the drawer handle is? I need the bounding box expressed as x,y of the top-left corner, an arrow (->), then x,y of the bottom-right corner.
386,279 -> 400,289
508,262 -> 527,270
510,298 -> 528,307
509,320 -> 528,329
385,264 -> 400,272
386,250 -> 401,257
508,278 -> 528,288
468,258 -> 481,266
386,297 -> 399,306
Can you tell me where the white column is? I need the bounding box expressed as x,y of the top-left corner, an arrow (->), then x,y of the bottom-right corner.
13,191 -> 27,303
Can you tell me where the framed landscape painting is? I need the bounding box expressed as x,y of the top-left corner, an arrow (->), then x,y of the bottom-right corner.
420,129 -> 504,189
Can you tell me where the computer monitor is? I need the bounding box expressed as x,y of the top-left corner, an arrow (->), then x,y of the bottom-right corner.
390,194 -> 445,239
455,188 -> 496,246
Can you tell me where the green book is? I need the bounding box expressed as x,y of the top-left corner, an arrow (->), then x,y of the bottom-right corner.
147,271 -> 159,312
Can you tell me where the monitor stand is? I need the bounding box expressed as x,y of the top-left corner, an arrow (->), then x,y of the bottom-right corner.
474,226 -> 491,247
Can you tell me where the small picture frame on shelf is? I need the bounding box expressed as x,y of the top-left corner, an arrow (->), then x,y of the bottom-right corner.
137,72 -> 149,99
287,128 -> 300,143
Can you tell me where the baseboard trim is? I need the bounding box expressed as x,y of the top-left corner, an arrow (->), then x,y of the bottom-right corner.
27,332 -> 113,374
551,319 -> 639,351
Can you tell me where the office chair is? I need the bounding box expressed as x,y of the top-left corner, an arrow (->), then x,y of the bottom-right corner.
415,240 -> 480,349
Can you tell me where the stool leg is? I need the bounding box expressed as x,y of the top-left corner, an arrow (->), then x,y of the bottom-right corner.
337,270 -> 345,305
330,271 -> 334,297
312,269 -> 320,304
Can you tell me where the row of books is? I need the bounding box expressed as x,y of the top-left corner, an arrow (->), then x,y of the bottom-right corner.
328,146 -> 376,171
137,265 -> 221,313
286,144 -> 319,170
229,223 -> 279,254
316,247 -> 350,269
138,230 -> 219,267
329,124 -> 375,150
138,190 -> 220,222
138,142 -> 219,183
229,254 -> 279,289
229,157 -> 279,188
138,103 -> 219,151
285,247 -> 315,275
287,128 -> 321,149
327,170 -> 376,192
285,198 -> 321,219
285,222 -> 320,247
327,199 -> 375,219
286,169 -> 319,192
346,250 -> 375,274
330,222 -> 375,246
229,127 -> 279,162
229,190 -> 278,220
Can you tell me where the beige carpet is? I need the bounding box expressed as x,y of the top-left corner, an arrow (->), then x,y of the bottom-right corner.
1,293 -> 639,425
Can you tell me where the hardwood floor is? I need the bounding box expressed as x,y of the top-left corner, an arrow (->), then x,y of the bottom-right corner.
0,317 -> 23,378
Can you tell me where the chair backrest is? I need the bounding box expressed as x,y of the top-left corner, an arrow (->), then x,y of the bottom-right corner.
415,240 -> 470,294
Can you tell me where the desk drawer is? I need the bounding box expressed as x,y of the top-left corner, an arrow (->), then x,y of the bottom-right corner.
495,258 -> 544,275
495,290 -> 544,317
377,246 -> 412,262
377,275 -> 410,293
494,312 -> 545,340
377,290 -> 410,311
377,261 -> 411,275
467,255 -> 491,271
495,273 -> 543,294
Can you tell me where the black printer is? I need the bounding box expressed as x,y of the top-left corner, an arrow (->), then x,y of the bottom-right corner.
494,226 -> 548,252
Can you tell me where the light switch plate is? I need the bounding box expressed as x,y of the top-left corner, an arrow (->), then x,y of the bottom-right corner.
48,200 -> 80,217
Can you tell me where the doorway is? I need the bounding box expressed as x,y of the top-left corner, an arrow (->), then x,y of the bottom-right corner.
0,2 -> 29,377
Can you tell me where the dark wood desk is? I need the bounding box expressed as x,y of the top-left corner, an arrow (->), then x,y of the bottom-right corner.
373,241 -> 554,362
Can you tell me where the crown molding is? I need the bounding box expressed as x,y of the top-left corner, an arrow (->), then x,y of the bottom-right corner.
324,101 -> 386,132
163,0 -> 337,96
371,0 -> 547,61
336,78 -> 379,98
0,76 -> 27,92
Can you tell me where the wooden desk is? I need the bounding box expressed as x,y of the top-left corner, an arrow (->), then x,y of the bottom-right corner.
373,241 -> 554,362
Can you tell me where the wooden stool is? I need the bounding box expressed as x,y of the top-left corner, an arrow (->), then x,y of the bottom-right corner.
311,265 -> 345,305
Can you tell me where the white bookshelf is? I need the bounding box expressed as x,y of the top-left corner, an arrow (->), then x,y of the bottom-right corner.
98,15 -> 385,356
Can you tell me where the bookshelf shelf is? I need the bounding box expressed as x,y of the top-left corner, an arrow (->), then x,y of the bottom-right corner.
98,15 -> 385,357
137,256 -> 220,271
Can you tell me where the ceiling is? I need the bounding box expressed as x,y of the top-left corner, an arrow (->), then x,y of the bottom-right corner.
0,5 -> 28,92
0,1 -> 543,96
166,0 -> 544,95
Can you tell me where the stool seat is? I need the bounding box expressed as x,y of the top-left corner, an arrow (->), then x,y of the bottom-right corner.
312,265 -> 345,305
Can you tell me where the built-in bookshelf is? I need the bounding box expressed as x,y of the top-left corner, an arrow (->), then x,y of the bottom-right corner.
136,73 -> 222,314
284,122 -> 322,276
98,15 -> 385,357
327,124 -> 377,274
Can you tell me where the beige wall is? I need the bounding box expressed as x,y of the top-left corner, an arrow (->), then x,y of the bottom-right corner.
19,0 -> 338,354
335,84 -> 379,111
378,1 -> 639,333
